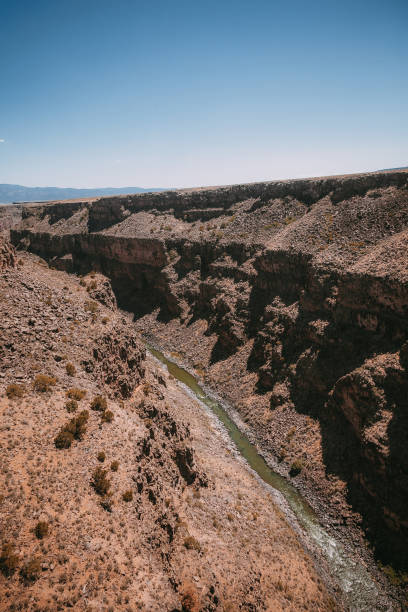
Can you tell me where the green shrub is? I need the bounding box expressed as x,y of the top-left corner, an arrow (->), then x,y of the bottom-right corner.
91,395 -> 107,412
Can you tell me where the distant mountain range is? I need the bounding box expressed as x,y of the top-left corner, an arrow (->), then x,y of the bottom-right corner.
0,184 -> 167,204
379,166 -> 408,171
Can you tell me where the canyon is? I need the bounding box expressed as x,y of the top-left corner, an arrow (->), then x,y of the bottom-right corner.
1,244 -> 342,611
3,168 -> 408,608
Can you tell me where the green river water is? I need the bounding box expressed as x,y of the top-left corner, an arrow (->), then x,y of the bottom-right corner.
147,344 -> 389,611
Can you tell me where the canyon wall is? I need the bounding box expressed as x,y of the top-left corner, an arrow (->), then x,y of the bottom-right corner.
11,170 -> 408,568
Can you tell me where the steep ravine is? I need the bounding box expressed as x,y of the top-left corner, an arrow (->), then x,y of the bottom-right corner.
10,170 -> 408,585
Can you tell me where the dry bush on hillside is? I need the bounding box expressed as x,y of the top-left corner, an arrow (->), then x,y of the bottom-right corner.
101,409 -> 114,423
84,300 -> 98,314
65,399 -> 78,413
180,582 -> 200,612
0,543 -> 19,577
20,558 -> 41,583
34,521 -> 49,539
66,387 -> 86,400
122,490 -> 133,502
6,383 -> 24,399
184,536 -> 201,552
33,374 -> 56,392
289,459 -> 303,477
91,395 -> 107,412
55,410 -> 89,449
91,467 -> 111,496
66,362 -> 76,376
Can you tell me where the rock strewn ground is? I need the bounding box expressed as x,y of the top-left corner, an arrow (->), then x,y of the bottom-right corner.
0,250 -> 337,611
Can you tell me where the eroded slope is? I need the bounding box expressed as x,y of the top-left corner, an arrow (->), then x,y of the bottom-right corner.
0,244 -> 336,611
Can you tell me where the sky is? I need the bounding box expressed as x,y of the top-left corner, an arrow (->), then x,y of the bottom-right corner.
0,0 -> 407,188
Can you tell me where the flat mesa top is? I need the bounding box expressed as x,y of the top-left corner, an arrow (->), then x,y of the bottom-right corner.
14,168 -> 408,207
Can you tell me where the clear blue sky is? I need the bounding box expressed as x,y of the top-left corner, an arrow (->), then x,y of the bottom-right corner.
0,0 -> 407,188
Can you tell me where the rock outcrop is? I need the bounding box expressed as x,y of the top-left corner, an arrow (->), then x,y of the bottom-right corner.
10,169 -> 408,569
0,237 -> 16,270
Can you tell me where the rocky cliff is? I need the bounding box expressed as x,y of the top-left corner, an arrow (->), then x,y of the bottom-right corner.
0,250 -> 338,611
11,169 -> 408,571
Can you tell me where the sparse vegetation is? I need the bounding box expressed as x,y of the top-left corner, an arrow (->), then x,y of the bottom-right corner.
6,383 -> 25,399
122,490 -> 133,502
66,387 -> 86,400
100,496 -> 114,512
0,543 -> 19,576
97,451 -> 106,462
65,399 -> 78,413
181,583 -> 200,611
54,429 -> 74,449
184,536 -> 201,551
91,467 -> 111,496
55,410 -> 89,449
20,558 -> 41,582
66,362 -> 76,376
101,409 -> 114,423
34,521 -> 49,539
289,459 -> 303,477
91,395 -> 107,412
84,299 -> 98,313
110,460 -> 119,472
33,374 -> 56,392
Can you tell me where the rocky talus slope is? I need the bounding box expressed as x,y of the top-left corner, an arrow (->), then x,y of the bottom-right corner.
0,244 -> 338,611
10,170 -> 408,577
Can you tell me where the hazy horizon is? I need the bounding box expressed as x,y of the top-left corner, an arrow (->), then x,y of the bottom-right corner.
1,0 -> 407,188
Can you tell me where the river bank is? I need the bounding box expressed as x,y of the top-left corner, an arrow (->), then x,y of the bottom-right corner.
137,327 -> 401,610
